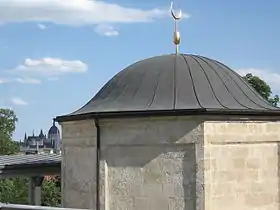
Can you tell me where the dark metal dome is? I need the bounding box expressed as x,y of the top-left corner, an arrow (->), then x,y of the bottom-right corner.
57,54 -> 280,122
48,120 -> 60,136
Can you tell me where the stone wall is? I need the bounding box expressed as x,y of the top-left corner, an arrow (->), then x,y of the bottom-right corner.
60,116 -> 204,210
204,121 -> 280,210
99,117 -> 204,210
61,120 -> 97,209
60,117 -> 280,210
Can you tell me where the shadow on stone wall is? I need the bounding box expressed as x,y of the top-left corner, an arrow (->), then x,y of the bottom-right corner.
183,144 -> 196,210
100,120 -> 203,210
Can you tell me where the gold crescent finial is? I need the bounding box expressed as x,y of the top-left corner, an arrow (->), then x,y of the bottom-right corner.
170,1 -> 182,54
171,1 -> 182,20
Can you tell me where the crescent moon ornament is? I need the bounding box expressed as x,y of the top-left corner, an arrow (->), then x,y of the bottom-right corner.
170,1 -> 182,20
170,1 -> 182,54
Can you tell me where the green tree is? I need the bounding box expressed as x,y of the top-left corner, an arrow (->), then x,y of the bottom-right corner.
0,108 -> 19,155
0,108 -> 27,204
0,178 -> 29,204
42,179 -> 61,207
0,177 -> 61,207
243,73 -> 279,107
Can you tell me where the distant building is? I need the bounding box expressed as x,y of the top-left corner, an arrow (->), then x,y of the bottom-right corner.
20,119 -> 61,154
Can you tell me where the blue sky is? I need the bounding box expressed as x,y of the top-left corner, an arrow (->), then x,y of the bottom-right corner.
0,0 -> 280,141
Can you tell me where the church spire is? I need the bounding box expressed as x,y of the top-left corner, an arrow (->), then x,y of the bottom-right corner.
39,129 -> 44,138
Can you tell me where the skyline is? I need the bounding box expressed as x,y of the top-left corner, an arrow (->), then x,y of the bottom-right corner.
0,0 -> 279,140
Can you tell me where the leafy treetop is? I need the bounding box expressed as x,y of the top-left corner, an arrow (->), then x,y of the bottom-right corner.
0,108 -> 19,155
242,73 -> 279,107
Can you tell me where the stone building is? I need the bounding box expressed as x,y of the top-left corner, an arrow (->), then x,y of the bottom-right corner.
20,119 -> 61,153
56,54 -> 280,210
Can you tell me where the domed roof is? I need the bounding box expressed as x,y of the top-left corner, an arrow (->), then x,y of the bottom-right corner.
56,54 -> 280,122
48,120 -> 60,135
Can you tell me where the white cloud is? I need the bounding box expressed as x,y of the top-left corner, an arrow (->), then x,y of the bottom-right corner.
11,57 -> 88,77
0,0 -> 172,26
237,68 -> 280,93
15,77 -> 41,84
11,97 -> 28,106
95,24 -> 119,37
48,77 -> 59,81
37,23 -> 46,30
0,78 -> 9,84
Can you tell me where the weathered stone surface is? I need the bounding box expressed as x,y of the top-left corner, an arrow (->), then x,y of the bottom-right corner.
61,120 -> 97,147
99,117 -> 203,210
60,117 -> 280,210
60,120 -> 97,209
99,117 -> 203,145
204,121 -> 280,210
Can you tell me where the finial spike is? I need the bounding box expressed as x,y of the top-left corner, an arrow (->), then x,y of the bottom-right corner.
171,1 -> 182,54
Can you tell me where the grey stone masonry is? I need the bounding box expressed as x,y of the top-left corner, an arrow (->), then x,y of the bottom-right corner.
61,116 -> 204,210
61,120 -> 97,209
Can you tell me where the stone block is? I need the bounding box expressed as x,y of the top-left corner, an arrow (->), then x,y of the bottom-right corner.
245,193 -> 274,207
61,120 -> 97,147
62,145 -> 97,208
204,121 -> 280,210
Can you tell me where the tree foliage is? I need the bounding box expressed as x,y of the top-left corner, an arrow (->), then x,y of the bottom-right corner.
0,108 -> 19,155
0,108 -> 61,207
0,178 -> 29,204
242,73 -> 279,107
0,177 -> 61,207
42,179 -> 61,207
